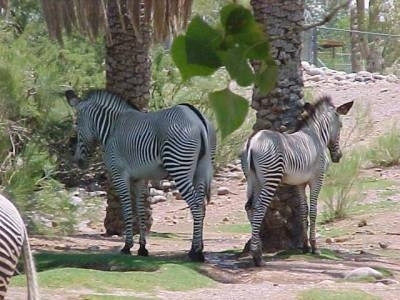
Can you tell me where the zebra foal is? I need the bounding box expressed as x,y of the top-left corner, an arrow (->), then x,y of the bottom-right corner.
0,194 -> 39,299
242,95 -> 353,266
66,89 -> 215,262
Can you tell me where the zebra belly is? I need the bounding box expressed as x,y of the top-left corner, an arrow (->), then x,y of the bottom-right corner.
282,170 -> 313,185
127,160 -> 169,180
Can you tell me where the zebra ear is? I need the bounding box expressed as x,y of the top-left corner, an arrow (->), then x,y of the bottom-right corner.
336,101 -> 354,115
65,90 -> 80,107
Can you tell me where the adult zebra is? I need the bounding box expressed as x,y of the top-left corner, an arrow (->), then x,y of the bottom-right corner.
66,89 -> 215,262
0,194 -> 39,299
242,95 -> 353,266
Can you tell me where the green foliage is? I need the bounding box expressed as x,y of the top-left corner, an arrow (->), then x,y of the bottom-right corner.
320,153 -> 362,222
364,126 -> 400,167
0,15 -> 104,234
209,88 -> 249,139
298,288 -> 380,300
2,141 -> 77,235
172,3 -> 276,138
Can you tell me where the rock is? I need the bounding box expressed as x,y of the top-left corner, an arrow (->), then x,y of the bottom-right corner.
150,195 -> 167,204
222,217 -> 230,222
376,279 -> 399,285
217,187 -> 230,196
386,74 -> 398,83
372,74 -> 385,80
358,219 -> 367,227
306,68 -> 325,76
172,190 -> 183,200
149,188 -> 164,197
334,74 -> 346,81
161,181 -> 172,191
344,267 -> 383,280
326,237 -> 335,244
70,196 -> 83,206
307,75 -> 324,82
88,245 -> 101,251
378,241 -> 389,249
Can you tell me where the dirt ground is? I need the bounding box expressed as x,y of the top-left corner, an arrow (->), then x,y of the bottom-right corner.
8,81 -> 400,299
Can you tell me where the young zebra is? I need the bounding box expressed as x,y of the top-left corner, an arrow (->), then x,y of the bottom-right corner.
66,89 -> 215,262
242,96 -> 353,266
0,194 -> 39,299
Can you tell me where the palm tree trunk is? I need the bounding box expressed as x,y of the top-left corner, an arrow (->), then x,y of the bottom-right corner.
246,0 -> 305,252
103,1 -> 152,236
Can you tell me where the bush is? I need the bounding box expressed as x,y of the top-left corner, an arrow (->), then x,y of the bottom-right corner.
364,126 -> 400,167
320,152 -> 362,222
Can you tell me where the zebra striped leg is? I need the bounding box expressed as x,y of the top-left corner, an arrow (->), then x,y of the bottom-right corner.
250,186 -> 277,267
309,178 -> 323,255
163,145 -> 206,262
296,185 -> 310,253
132,181 -> 149,257
110,172 -> 134,255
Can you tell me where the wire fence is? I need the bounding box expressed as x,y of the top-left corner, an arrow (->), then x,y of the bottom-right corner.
302,26 -> 400,74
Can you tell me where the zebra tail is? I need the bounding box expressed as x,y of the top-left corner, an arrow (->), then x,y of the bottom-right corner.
199,128 -> 213,205
22,228 -> 40,300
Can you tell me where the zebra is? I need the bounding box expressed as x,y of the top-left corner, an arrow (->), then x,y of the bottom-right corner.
0,194 -> 39,299
66,89 -> 215,262
242,95 -> 353,266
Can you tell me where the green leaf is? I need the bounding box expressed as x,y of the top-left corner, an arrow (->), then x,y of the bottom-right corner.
209,88 -> 249,139
187,16 -> 223,49
171,35 -> 218,81
254,61 -> 278,95
219,46 -> 254,86
221,4 -> 253,35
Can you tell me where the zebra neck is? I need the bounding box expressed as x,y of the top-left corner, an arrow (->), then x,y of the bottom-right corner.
304,116 -> 330,147
94,108 -> 119,146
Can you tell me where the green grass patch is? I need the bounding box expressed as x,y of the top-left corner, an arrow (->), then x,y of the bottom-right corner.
31,252 -> 197,272
318,225 -> 351,238
13,253 -> 216,294
359,177 -> 396,191
149,231 -> 180,239
275,248 -> 341,261
214,223 -> 251,234
298,288 -> 380,300
349,199 -> 399,215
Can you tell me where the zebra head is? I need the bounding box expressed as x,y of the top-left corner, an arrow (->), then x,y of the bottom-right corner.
327,100 -> 354,163
66,90 -> 95,169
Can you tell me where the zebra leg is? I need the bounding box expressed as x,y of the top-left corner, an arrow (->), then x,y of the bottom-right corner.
132,180 -> 149,257
309,178 -> 323,255
110,172 -> 134,255
250,187 -> 276,267
296,185 -> 310,253
162,144 -> 206,262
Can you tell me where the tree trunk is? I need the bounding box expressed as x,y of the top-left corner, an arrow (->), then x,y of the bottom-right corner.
103,1 -> 152,236
246,0 -> 305,252
350,3 -> 363,72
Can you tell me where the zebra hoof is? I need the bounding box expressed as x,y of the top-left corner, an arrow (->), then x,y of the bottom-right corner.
138,245 -> 149,257
188,249 -> 205,262
312,248 -> 321,255
120,247 -> 132,255
252,256 -> 266,267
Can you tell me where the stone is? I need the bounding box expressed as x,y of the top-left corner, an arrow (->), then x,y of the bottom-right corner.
217,187 -> 230,196
149,188 -> 164,197
344,267 -> 383,280
325,238 -> 335,244
358,219 -> 367,227
376,279 -> 399,285
307,75 -> 324,82
150,195 -> 167,205
70,196 -> 83,206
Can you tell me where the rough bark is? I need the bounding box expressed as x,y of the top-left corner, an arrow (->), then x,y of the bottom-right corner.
350,3 -> 363,72
103,1 -> 152,236
247,0 -> 305,252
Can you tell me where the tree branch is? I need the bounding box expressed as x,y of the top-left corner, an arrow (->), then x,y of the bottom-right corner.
302,0 -> 352,31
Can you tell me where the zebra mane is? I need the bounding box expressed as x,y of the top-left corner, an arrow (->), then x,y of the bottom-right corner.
296,95 -> 334,131
84,89 -> 140,111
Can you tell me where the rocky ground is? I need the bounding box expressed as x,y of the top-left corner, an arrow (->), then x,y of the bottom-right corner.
7,68 -> 400,299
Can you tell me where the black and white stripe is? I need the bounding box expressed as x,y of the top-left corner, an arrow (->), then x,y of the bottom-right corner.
0,194 -> 39,299
66,89 -> 215,262
242,96 -> 353,266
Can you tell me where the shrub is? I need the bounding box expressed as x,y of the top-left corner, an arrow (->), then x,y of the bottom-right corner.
320,152 -> 362,222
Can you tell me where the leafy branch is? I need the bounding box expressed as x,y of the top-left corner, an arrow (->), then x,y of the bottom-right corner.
171,4 -> 277,139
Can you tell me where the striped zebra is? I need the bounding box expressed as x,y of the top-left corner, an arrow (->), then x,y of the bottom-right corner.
66,89 -> 215,262
242,96 -> 353,266
0,194 -> 39,299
